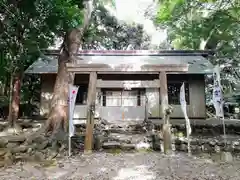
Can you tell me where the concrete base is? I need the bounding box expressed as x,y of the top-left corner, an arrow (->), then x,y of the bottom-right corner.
84,150 -> 92,154
151,118 -> 240,126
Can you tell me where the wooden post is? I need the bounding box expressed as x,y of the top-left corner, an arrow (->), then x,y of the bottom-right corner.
84,71 -> 97,153
159,71 -> 171,154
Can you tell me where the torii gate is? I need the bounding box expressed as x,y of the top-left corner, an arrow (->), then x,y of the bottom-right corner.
66,60 -> 188,154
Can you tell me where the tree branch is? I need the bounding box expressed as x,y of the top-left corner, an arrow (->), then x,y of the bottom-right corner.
77,0 -> 94,33
59,0 -> 94,54
199,27 -> 216,50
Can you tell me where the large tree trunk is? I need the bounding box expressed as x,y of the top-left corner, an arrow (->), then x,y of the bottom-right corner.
8,72 -> 22,128
8,73 -> 14,126
45,0 -> 93,134
11,74 -> 21,123
45,41 -> 75,133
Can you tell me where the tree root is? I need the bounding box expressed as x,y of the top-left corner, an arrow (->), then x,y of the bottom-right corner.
0,124 -> 70,167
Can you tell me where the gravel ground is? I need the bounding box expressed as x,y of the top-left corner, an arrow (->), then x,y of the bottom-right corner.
1,152 -> 240,180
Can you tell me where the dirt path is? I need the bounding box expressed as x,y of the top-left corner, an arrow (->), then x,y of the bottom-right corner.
0,152 -> 240,180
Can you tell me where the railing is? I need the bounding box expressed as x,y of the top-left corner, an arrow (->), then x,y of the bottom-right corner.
98,95 -> 147,107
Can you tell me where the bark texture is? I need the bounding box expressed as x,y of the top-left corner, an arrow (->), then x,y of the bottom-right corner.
8,73 -> 22,127
8,74 -> 14,126
45,0 -> 93,134
11,74 -> 21,124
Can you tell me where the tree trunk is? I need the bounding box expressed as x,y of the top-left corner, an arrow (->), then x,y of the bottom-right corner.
12,74 -> 21,122
8,73 -> 22,127
8,73 -> 14,126
45,0 -> 93,134
45,42 -> 75,133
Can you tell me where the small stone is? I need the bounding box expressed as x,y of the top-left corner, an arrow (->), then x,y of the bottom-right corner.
94,135 -> 103,150
217,141 -> 224,146
58,163 -> 64,168
224,145 -> 233,152
34,151 -> 45,161
0,149 -> 7,156
6,142 -> 19,149
209,140 -> 216,146
102,141 -> 121,149
0,161 -> 5,168
14,154 -> 29,161
174,138 -> 182,145
4,151 -> 13,166
11,145 -> 28,153
121,143 -> 135,150
226,141 -> 231,145
136,142 -> 150,150
32,128 -> 40,132
51,141 -> 59,151
152,141 -> 161,151
200,153 -> 211,159
37,140 -> 49,150
202,144 -> 212,153
0,138 -> 8,148
190,140 -> 198,146
233,141 -> 240,146
34,135 -> 46,144
27,147 -> 33,154
198,139 -> 205,145
214,145 -> 221,153
7,135 -> 26,143
47,151 -> 58,160
234,146 -> 240,153
180,144 -> 187,152
191,145 -> 199,152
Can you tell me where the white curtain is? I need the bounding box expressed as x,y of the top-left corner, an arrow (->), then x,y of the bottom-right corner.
105,90 -> 139,106
122,91 -> 138,106
106,91 -> 121,106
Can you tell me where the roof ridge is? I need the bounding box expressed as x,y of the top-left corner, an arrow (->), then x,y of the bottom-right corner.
42,49 -> 214,57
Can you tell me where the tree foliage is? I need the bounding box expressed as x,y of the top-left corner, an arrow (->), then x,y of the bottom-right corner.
0,0 -> 155,120
0,0 -> 84,72
0,0 -> 85,120
83,3 -> 151,50
156,0 -> 240,92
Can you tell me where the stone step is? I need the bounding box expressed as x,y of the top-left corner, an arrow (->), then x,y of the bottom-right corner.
102,141 -> 151,151
103,128 -> 147,134
105,132 -> 151,144
102,141 -> 121,149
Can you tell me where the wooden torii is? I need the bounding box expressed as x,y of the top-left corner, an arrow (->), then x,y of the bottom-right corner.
66,61 -> 188,154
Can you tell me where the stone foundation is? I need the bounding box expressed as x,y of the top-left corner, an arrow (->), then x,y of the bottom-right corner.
73,120 -> 240,154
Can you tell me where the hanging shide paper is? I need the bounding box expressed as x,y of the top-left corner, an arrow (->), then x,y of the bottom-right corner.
180,82 -> 191,135
68,84 -> 79,157
68,85 -> 79,137
212,65 -> 226,145
180,82 -> 191,154
213,66 -> 224,118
